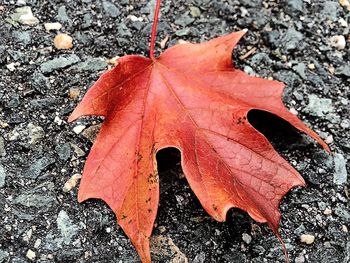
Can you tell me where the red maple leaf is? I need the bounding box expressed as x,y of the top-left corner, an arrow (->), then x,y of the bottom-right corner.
69,1 -> 328,262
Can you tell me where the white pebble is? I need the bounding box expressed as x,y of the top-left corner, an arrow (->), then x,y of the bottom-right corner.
26,249 -> 36,260
242,233 -> 252,244
325,135 -> 334,144
63,174 -> 82,192
73,125 -> 86,134
54,116 -> 63,125
44,22 -> 62,32
300,234 -> 315,244
323,208 -> 332,215
329,35 -> 346,50
34,239 -> 41,248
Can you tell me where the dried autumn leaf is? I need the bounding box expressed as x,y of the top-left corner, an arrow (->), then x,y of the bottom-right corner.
69,31 -> 328,262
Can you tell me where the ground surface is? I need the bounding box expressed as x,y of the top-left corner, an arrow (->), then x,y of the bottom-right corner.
0,0 -> 349,262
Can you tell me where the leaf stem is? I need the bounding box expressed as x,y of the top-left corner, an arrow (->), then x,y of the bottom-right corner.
150,0 -> 162,60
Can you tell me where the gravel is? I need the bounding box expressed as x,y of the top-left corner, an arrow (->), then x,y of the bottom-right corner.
0,0 -> 349,262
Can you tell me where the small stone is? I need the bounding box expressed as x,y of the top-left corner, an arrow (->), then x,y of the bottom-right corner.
324,208 -> 332,215
334,207 -> 350,220
0,136 -> 6,157
342,225 -> 348,233
339,0 -> 350,8
102,1 -> 121,18
0,164 -> 6,188
54,33 -> 73,49
325,135 -> 334,144
189,6 -> 201,17
40,54 -> 80,73
81,124 -> 101,142
56,6 -> 72,26
27,123 -> 45,144
69,88 -> 80,100
55,143 -> 71,161
333,153 -> 347,185
340,119 -> 350,129
339,18 -> 348,27
242,233 -> 252,244
44,22 -> 62,32
329,35 -> 346,50
0,249 -> 9,262
308,63 -> 316,70
106,56 -> 120,66
280,28 -> 303,51
304,94 -> 333,117
54,116 -> 63,125
300,234 -> 315,244
57,210 -> 79,245
70,57 -> 107,72
10,6 -> 39,25
73,125 -> 86,134
295,254 -> 305,263
24,156 -> 55,179
12,30 -> 31,46
6,62 -> 17,71
63,173 -> 82,192
34,239 -> 41,249
16,0 -> 26,6
26,249 -> 36,260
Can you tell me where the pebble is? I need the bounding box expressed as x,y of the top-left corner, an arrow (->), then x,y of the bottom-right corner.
329,35 -> 346,50
27,123 -> 45,144
81,124 -> 101,142
69,88 -> 80,100
54,116 -> 63,125
333,153 -> 347,185
34,239 -> 41,249
308,63 -> 316,70
190,6 -> 201,17
300,234 -> 315,244
40,54 -> 80,73
323,208 -> 332,215
102,1 -> 121,18
12,30 -> 31,46
16,0 -> 26,6
54,33 -> 73,49
340,119 -> 350,129
9,6 -> 39,25
24,156 -> 55,179
339,18 -> 348,27
334,207 -> 350,220
55,143 -> 71,161
73,125 -> 86,134
280,28 -> 303,51
57,210 -> 79,245
63,173 -> 82,192
0,136 -> 6,157
339,0 -> 350,8
44,22 -> 62,32
295,254 -> 305,263
0,249 -> 9,261
285,0 -> 303,16
242,233 -> 252,244
304,94 -> 334,117
26,249 -> 36,260
325,135 -> 334,144
70,57 -> 107,72
56,6 -> 72,26
0,164 -> 6,188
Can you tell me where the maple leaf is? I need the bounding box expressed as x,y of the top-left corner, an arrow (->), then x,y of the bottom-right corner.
69,30 -> 328,262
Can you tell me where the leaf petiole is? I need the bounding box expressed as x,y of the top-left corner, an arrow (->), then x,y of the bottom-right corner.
150,0 -> 162,60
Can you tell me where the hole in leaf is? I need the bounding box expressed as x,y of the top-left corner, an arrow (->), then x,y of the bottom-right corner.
247,109 -> 302,150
